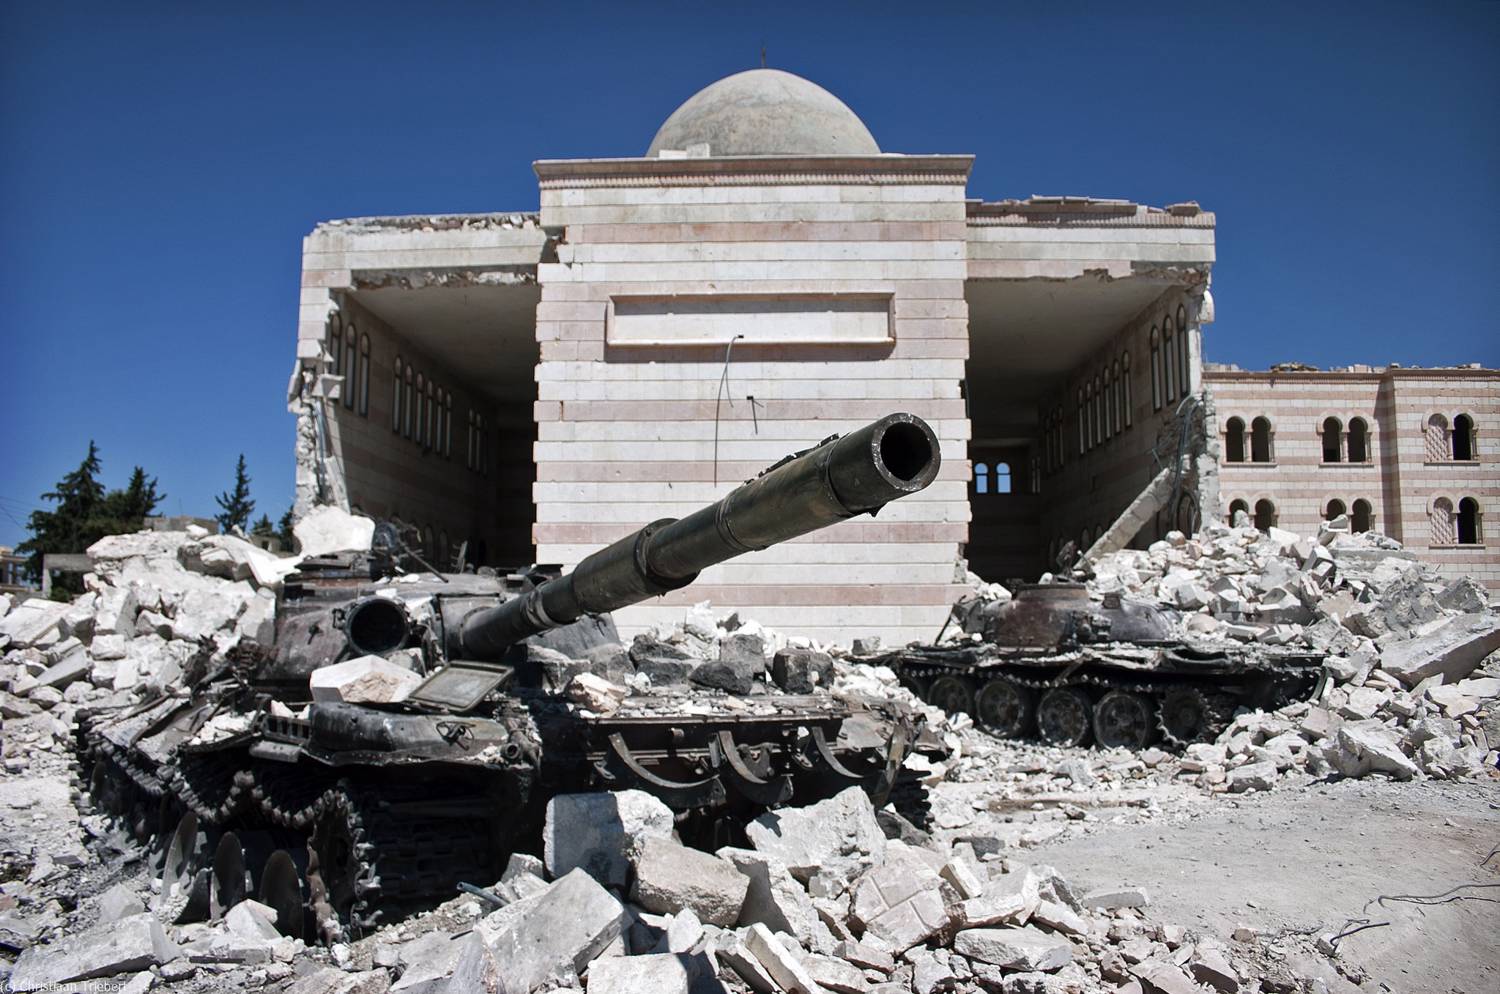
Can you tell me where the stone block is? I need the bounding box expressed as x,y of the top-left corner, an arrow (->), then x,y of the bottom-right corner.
565,672 -> 627,714
484,868 -> 628,994
585,951 -> 721,994
953,925 -> 1073,972
543,789 -> 673,888
718,846 -> 820,945
631,836 -> 750,927
745,786 -> 885,882
716,933 -> 779,994
804,952 -> 868,993
1031,900 -> 1088,936
833,938 -> 894,973
309,655 -> 422,704
0,600 -> 70,648
848,841 -> 949,952
939,858 -> 984,899
1227,761 -> 1277,793
1080,887 -> 1149,910
98,882 -> 145,922
770,648 -> 835,693
294,505 -> 374,557
1380,614 -> 1500,686
743,923 -> 820,994
1329,722 -> 1420,781
9,912 -> 181,989
35,645 -> 91,691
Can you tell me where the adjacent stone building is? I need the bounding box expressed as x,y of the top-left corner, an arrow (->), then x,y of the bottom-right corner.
1206,362 -> 1499,590
291,68 -> 1221,643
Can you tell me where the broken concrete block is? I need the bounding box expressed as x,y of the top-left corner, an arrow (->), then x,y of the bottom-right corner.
9,912 -> 181,989
0,600 -> 70,648
226,900 -> 281,943
745,786 -> 885,882
98,883 -> 146,922
1437,577 -> 1489,614
833,938 -> 894,973
543,789 -> 673,888
743,923 -> 820,994
716,933 -> 780,994
1081,887 -> 1149,910
940,858 -> 984,900
237,591 -> 277,646
691,632 -> 766,694
803,952 -> 869,994
565,672 -> 627,714
962,866 -> 1040,927
35,645 -> 91,691
770,647 -> 835,693
1381,614 -> 1500,686
631,836 -> 750,927
90,633 -> 128,662
848,841 -> 950,952
309,655 -> 421,704
953,925 -> 1073,972
1031,899 -> 1088,936
718,847 -> 821,945
1190,948 -> 1240,993
293,505 -> 374,557
1227,761 -> 1278,792
585,951 -> 720,994
484,869 -> 627,994
1331,722 -> 1420,780
630,636 -> 698,684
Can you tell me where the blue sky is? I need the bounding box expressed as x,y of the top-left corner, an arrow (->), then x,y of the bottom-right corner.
2,1 -> 1497,549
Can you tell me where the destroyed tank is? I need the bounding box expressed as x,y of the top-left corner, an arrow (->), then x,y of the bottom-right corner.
872,582 -> 1326,751
77,413 -> 941,942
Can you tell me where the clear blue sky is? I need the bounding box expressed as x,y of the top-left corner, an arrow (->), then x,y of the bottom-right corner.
3,1 -> 1497,549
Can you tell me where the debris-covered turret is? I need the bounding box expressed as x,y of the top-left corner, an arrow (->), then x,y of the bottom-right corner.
78,414 -> 942,942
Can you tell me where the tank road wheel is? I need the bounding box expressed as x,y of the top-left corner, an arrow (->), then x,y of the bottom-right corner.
1158,687 -> 1231,747
259,850 -> 306,939
1092,691 -> 1157,750
974,680 -> 1036,739
1036,688 -> 1093,747
926,676 -> 976,718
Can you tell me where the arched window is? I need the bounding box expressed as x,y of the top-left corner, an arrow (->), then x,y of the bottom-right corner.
1176,303 -> 1190,392
444,392 -> 454,457
1094,375 -> 1104,443
1077,388 -> 1085,454
329,316 -> 343,376
1430,497 -> 1456,545
1112,360 -> 1123,434
1325,498 -> 1347,521
1149,327 -> 1162,411
1347,417 -> 1368,462
1102,372 -> 1112,440
1163,316 -> 1177,403
403,367 -> 414,439
1321,416 -> 1343,463
357,335 -> 371,416
466,411 -> 476,469
426,381 -> 436,450
391,357 -> 403,433
1122,352 -> 1133,426
343,323 -> 357,410
996,462 -> 1012,494
1351,499 -> 1372,534
1228,498 -> 1250,527
1425,413 -> 1449,462
974,461 -> 989,495
1085,382 -> 1095,449
1225,417 -> 1246,463
1453,414 -> 1475,461
415,373 -> 426,446
1457,497 -> 1481,544
477,414 -> 487,474
1253,498 -> 1277,532
1251,417 -> 1273,463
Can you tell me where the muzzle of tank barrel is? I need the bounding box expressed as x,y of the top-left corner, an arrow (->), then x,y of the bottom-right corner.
454,413 -> 941,659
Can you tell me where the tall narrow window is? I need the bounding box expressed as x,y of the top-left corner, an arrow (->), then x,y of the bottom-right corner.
995,462 -> 1012,494
1457,497 -> 1481,544
329,317 -> 343,376
974,462 -> 989,495
435,389 -> 445,455
1351,499 -> 1372,533
343,323 -> 357,410
1251,417 -> 1273,463
1430,497 -> 1456,545
1225,417 -> 1246,463
1094,375 -> 1104,443
392,357 -> 403,433
1122,353 -> 1133,426
358,335 -> 370,416
1112,360 -> 1123,434
466,411 -> 476,469
1228,498 -> 1250,527
1085,383 -> 1094,450
1425,413 -> 1449,462
1321,416 -> 1343,463
1077,389 -> 1085,455
1325,498 -> 1347,521
1150,328 -> 1162,411
1176,303 -> 1191,392
404,367 -> 414,439
1347,417 -> 1368,462
444,392 -> 453,457
1453,414 -> 1475,460
1163,316 -> 1177,404
415,374 -> 426,446
426,382 -> 436,448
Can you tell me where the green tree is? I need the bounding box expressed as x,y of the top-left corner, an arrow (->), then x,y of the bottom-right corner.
214,454 -> 255,534
250,514 -> 275,540
17,444 -> 165,597
276,506 -> 296,549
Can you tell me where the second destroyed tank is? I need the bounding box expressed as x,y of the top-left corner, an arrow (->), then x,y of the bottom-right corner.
872,582 -> 1326,750
78,414 -> 942,942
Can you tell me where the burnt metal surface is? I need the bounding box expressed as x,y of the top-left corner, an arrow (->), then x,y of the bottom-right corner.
76,414 -> 940,944
881,584 -> 1325,749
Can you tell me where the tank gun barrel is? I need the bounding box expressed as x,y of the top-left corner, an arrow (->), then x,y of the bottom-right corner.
455,413 -> 941,658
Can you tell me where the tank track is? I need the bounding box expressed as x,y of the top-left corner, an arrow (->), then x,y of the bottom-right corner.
78,713 -> 501,942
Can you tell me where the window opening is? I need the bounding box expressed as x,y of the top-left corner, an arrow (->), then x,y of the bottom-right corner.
1321,416 -> 1343,463
1453,414 -> 1475,461
1351,499 -> 1372,533
1457,497 -> 1481,544
1347,417 -> 1368,462
1251,417 -> 1273,463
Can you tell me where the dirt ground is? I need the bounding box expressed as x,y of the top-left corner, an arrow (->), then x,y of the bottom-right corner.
1033,777 -> 1500,993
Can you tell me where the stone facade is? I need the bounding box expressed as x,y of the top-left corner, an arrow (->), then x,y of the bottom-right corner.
1206,364 -> 1499,590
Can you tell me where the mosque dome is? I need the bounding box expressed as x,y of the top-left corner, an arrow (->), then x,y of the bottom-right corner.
646,69 -> 880,157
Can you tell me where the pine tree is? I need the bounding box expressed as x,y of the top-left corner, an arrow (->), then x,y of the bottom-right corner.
250,514 -> 275,539
276,506 -> 296,550
215,454 -> 255,534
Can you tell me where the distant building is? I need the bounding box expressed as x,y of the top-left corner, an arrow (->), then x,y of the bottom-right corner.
1204,362 -> 1499,590
0,546 -> 34,595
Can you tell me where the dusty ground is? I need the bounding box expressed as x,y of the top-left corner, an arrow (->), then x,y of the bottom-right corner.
1035,778 -> 1500,993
